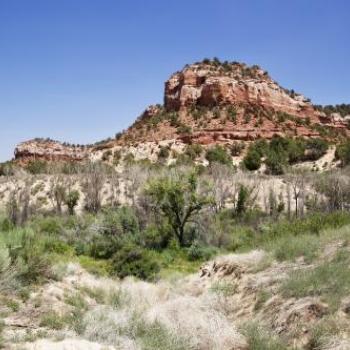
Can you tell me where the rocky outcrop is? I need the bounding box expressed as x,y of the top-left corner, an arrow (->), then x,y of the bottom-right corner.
165,62 -> 317,121
15,139 -> 90,164
120,60 -> 348,146
13,60 -> 350,163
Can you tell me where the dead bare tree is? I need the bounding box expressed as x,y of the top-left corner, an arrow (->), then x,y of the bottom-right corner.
82,162 -> 105,213
285,170 -> 307,218
48,175 -> 66,214
207,163 -> 235,212
314,171 -> 350,212
19,179 -> 32,224
6,176 -> 34,225
6,190 -> 19,226
123,164 -> 150,206
109,169 -> 121,207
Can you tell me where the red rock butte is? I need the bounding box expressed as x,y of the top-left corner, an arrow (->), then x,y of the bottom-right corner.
14,59 -> 349,163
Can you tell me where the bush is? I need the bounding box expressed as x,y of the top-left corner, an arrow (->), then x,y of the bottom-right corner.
177,124 -> 192,134
88,208 -> 140,259
184,144 -> 203,160
244,136 -> 327,174
26,160 -> 48,174
0,162 -> 14,176
112,244 -> 160,281
187,241 -> 216,261
31,216 -> 62,235
335,141 -> 350,166
158,146 -> 170,160
142,224 -> 172,250
243,148 -> 261,171
101,207 -> 139,237
304,138 -> 328,161
4,229 -> 51,285
265,150 -> 286,175
145,172 -> 212,246
65,190 -> 80,215
205,145 -> 232,165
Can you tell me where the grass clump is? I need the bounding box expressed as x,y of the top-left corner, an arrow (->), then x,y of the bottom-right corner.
270,234 -> 320,263
139,321 -> 189,350
254,290 -> 272,311
281,249 -> 350,311
78,255 -> 112,277
65,293 -> 88,311
39,311 -> 67,330
210,281 -> 237,297
80,286 -> 127,309
242,322 -> 290,350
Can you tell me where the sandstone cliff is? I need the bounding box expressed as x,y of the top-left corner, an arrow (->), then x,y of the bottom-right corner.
118,59 -> 348,146
13,59 -> 349,163
15,139 -> 90,164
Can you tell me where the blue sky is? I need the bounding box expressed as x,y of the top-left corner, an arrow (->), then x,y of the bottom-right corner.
0,0 -> 349,161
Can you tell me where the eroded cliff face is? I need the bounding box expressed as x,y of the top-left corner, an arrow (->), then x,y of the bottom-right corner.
118,60 -> 348,146
13,60 -> 349,163
14,139 -> 90,164
164,62 -> 316,119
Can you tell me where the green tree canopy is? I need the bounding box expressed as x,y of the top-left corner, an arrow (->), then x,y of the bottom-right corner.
145,172 -> 212,246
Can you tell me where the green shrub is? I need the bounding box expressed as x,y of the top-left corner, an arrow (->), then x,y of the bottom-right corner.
110,207 -> 139,234
265,150 -> 286,175
184,144 -> 203,160
0,162 -> 14,176
0,218 -> 14,232
335,141 -> 350,166
205,145 -> 231,165
227,106 -> 237,123
78,256 -> 112,276
230,142 -> 245,156
5,229 -> 51,285
88,234 -> 121,260
232,212 -> 350,252
186,241 -> 216,261
31,216 -> 62,235
142,224 -> 172,250
177,124 -> 192,134
112,244 -> 160,281
43,238 -> 74,256
145,172 -> 212,247
286,138 -> 306,164
158,146 -> 170,160
26,160 -> 48,174
304,138 -> 328,161
65,190 -> 80,215
243,148 -> 261,171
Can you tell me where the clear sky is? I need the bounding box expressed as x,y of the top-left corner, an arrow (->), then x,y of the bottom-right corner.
0,0 -> 349,161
